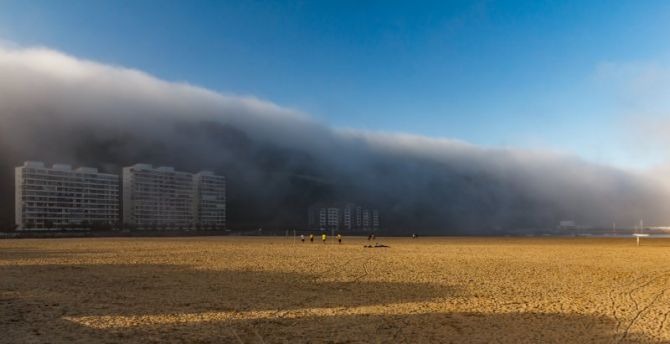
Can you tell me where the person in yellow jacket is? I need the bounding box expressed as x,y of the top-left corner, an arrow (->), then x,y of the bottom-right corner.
321,233 -> 327,244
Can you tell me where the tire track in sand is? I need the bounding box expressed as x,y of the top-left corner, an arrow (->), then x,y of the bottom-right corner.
613,269 -> 670,343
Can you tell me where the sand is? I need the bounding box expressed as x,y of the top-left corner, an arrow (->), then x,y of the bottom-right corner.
2,236 -> 670,343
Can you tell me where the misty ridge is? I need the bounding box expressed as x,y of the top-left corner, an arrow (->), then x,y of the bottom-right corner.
1,46 -> 669,234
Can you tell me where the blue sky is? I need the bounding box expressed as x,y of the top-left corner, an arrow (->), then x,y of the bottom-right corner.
1,0 -> 670,167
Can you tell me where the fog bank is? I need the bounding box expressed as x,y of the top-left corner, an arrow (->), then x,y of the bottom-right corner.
1,46 -> 668,233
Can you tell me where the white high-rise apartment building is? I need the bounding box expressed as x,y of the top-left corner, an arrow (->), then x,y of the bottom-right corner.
122,164 -> 195,228
193,171 -> 226,229
122,164 -> 226,229
15,161 -> 119,230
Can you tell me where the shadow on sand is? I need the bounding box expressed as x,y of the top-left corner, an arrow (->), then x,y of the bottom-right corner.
81,311 -> 657,344
0,262 -> 661,343
0,248 -> 114,261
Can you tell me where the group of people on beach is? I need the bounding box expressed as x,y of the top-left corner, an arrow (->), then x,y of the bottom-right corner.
300,233 -> 343,244
296,232 -> 389,246
293,230 -> 422,248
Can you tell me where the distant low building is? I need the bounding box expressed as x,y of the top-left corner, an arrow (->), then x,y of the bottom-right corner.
308,203 -> 380,232
15,161 -> 120,230
558,220 -> 577,230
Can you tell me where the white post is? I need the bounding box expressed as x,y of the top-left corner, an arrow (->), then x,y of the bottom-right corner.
637,236 -> 640,246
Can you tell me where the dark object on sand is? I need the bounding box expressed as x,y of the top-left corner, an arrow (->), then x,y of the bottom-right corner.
364,243 -> 389,248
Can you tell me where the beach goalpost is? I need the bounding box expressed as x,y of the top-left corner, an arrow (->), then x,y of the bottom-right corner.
633,233 -> 649,246
633,219 -> 649,246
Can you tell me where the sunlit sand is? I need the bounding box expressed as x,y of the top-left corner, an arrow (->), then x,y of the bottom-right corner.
2,236 -> 670,343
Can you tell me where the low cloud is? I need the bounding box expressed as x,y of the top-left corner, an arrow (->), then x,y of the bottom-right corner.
1,46 -> 669,232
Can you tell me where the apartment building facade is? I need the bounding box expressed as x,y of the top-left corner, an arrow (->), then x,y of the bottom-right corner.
122,164 -> 226,229
15,161 -> 119,230
193,171 -> 226,229
122,164 -> 194,228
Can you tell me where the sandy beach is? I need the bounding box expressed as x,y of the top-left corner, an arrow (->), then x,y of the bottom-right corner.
2,236 -> 670,343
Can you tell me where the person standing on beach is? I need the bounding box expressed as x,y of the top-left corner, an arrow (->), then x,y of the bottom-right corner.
301,234 -> 305,243
337,233 -> 342,244
322,233 -> 327,244
309,234 -> 314,243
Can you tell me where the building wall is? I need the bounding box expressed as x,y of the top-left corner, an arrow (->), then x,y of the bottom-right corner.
194,171 -> 226,228
15,161 -> 119,230
308,206 -> 328,229
122,168 -> 133,226
326,207 -> 340,230
362,209 -> 370,229
308,203 -> 380,232
342,203 -> 354,230
14,162 -> 227,231
355,206 -> 362,228
122,164 -> 194,228
123,164 -> 226,229
15,167 -> 22,227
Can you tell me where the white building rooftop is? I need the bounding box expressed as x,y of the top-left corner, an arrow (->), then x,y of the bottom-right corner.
23,161 -> 45,168
76,167 -> 99,173
52,164 -> 72,171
